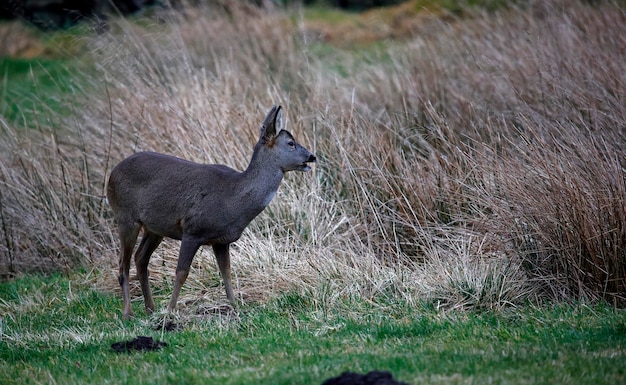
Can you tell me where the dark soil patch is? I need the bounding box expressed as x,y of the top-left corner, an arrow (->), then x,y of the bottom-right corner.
152,320 -> 182,332
111,336 -> 167,353
321,371 -> 410,385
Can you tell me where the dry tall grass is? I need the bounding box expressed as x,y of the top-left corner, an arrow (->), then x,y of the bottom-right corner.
1,0 -> 624,309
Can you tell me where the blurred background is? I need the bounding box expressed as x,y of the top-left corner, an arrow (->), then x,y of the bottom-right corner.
1,0 -> 625,310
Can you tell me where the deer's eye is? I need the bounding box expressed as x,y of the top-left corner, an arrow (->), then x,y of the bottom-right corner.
287,141 -> 295,147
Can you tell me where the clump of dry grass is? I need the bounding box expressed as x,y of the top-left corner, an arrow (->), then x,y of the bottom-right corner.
338,0 -> 626,304
1,0 -> 624,310
0,122 -> 112,274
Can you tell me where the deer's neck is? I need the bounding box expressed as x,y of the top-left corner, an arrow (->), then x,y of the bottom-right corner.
239,153 -> 284,211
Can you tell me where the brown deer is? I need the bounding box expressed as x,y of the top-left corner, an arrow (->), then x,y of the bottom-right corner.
107,105 -> 316,318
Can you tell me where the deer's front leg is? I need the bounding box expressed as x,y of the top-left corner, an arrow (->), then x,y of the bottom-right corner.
168,236 -> 201,312
213,243 -> 235,302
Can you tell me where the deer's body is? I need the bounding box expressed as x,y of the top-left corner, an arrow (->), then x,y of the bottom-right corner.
109,152 -> 281,244
107,106 -> 315,318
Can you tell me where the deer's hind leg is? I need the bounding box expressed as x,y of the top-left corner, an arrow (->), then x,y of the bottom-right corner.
118,222 -> 141,319
134,230 -> 163,314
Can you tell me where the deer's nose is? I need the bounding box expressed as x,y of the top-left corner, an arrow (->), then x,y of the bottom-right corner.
307,154 -> 317,163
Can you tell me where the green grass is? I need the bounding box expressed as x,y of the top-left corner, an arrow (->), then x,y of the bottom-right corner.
1,274 -> 625,384
0,57 -> 84,130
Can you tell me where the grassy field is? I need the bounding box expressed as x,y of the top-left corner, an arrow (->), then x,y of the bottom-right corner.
1,0 -> 625,383
1,273 -> 625,384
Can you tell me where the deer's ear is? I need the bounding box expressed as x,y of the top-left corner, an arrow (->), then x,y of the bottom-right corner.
260,105 -> 282,143
275,107 -> 284,132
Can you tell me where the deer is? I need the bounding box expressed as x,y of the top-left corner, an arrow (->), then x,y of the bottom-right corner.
107,105 -> 316,319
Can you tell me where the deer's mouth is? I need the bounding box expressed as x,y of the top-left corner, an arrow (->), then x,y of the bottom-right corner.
300,155 -> 316,171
